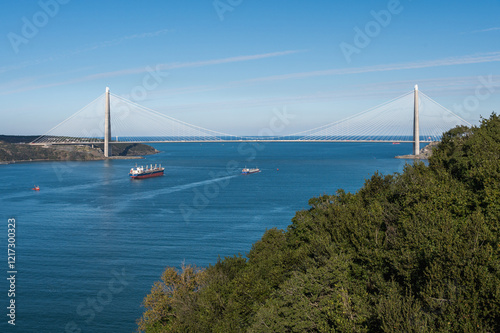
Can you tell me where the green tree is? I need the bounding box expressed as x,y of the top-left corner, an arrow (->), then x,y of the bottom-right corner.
138,113 -> 500,332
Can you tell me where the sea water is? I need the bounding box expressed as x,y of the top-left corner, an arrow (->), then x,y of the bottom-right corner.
0,142 -> 417,332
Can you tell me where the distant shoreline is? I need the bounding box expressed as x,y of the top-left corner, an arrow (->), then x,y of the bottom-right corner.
0,155 -> 145,165
395,141 -> 439,160
0,136 -> 159,164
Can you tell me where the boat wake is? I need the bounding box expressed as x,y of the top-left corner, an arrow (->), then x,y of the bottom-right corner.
115,174 -> 239,211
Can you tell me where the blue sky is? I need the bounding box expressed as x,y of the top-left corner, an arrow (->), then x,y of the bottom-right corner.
1,0 -> 499,135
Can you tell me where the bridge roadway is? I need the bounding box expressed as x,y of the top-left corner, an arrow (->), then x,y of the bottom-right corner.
30,139 -> 433,145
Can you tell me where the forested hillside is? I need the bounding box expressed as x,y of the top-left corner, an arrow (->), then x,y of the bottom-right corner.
138,114 -> 500,332
0,141 -> 158,162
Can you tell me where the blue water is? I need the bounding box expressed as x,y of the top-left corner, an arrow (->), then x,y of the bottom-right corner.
0,142 -> 415,332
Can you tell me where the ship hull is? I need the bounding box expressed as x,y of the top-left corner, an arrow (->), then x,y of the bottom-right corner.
130,170 -> 164,179
242,170 -> 260,174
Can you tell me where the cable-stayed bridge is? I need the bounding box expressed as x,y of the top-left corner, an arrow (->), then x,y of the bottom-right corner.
31,86 -> 471,157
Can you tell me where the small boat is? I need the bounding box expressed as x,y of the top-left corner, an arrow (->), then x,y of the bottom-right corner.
392,142 -> 400,145
32,186 -> 40,191
242,167 -> 260,175
129,164 -> 164,179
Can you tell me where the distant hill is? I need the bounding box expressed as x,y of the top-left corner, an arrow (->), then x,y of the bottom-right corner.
0,140 -> 159,163
0,135 -> 41,144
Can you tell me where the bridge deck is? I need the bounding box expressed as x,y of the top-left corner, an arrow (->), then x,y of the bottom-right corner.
30,140 -> 434,145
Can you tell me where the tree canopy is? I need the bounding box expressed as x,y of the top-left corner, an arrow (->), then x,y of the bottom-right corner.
138,113 -> 500,332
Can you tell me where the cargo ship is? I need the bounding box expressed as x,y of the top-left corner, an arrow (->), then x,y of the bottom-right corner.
129,164 -> 164,179
241,167 -> 260,175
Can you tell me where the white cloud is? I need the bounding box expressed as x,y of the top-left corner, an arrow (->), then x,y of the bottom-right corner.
466,27 -> 500,34
82,50 -> 304,79
235,52 -> 500,85
0,50 -> 303,96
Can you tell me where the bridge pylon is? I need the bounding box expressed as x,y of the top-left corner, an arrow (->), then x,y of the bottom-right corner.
413,84 -> 420,155
104,87 -> 111,157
